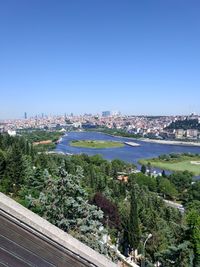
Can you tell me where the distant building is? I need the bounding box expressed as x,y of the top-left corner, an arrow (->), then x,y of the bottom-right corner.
24,112 -> 27,119
175,129 -> 185,139
59,128 -> 66,133
82,122 -> 97,129
186,129 -> 198,139
73,122 -> 81,128
189,112 -> 199,120
102,111 -> 111,117
7,130 -> 16,137
175,129 -> 199,140
0,125 -> 5,133
117,175 -> 128,183
112,111 -> 121,116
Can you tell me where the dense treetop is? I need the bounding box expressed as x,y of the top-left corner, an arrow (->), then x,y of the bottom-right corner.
0,133 -> 200,266
166,119 -> 200,130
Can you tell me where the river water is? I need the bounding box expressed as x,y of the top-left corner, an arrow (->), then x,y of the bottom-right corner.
55,132 -> 200,168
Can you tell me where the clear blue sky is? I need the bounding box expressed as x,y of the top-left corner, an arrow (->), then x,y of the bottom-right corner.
0,0 -> 200,119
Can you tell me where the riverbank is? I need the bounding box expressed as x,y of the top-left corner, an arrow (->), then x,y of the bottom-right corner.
139,154 -> 200,176
55,132 -> 200,179
85,130 -> 200,147
141,138 -> 200,147
85,129 -> 141,139
92,131 -> 200,147
55,131 -> 200,171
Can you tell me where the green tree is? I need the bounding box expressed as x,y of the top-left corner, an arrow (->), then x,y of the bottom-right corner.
36,165 -> 107,254
3,144 -> 26,194
25,167 -> 48,197
169,171 -> 193,193
155,241 -> 193,267
131,173 -> 157,192
186,200 -> 200,214
188,181 -> 200,201
0,149 -> 6,180
141,165 -> 146,174
158,178 -> 178,200
147,162 -> 152,176
128,185 -> 141,250
186,209 -> 200,266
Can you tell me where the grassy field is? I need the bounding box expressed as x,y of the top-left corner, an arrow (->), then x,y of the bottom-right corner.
139,155 -> 200,175
70,140 -> 124,149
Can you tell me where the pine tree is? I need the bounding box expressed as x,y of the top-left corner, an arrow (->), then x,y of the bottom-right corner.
155,241 -> 194,267
5,144 -> 25,193
26,167 -> 48,194
37,164 -> 107,254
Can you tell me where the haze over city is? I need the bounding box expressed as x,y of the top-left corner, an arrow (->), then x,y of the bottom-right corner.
1,0 -> 200,119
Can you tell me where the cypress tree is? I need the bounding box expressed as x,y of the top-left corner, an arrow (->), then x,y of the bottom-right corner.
187,209 -> 200,266
141,165 -> 146,174
0,149 -> 6,180
147,162 -> 152,176
128,185 -> 141,250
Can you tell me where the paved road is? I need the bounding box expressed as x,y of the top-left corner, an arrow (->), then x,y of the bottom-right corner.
0,212 -> 95,267
163,199 -> 185,213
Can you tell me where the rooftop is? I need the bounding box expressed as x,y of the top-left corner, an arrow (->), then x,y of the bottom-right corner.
0,192 -> 117,267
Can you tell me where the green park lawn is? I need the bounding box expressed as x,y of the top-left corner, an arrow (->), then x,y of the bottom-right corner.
70,140 -> 124,149
139,155 -> 200,176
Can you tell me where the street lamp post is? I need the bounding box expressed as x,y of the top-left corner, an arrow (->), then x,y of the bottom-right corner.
141,233 -> 152,267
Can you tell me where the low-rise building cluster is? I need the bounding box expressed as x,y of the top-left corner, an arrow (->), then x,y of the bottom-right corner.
1,112 -> 200,140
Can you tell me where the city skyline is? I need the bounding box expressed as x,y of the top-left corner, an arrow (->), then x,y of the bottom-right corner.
1,110 -> 200,121
1,1 -> 200,119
